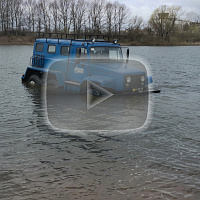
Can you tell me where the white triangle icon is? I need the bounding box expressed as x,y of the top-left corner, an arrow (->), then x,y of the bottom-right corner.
87,81 -> 113,109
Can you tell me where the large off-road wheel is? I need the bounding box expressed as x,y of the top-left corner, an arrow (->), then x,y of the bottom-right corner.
28,75 -> 42,86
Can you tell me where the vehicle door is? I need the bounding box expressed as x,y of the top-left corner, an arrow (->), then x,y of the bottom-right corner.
67,47 -> 90,83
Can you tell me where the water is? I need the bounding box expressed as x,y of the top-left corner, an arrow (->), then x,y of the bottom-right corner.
0,45 -> 200,199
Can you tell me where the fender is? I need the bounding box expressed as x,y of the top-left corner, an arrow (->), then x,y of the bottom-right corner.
48,60 -> 68,87
22,66 -> 48,82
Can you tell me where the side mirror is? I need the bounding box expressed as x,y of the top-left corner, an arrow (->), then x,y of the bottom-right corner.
127,48 -> 129,59
126,48 -> 129,63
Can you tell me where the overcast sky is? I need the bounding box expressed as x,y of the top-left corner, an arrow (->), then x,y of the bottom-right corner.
109,0 -> 200,21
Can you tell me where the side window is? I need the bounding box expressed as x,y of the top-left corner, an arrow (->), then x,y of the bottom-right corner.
35,43 -> 43,52
48,45 -> 56,54
60,46 -> 69,56
76,48 -> 87,59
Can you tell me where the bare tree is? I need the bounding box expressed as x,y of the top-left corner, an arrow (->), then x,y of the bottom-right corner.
70,0 -> 87,34
88,0 -> 97,32
14,0 -> 24,35
112,2 -> 119,35
127,16 -> 144,41
5,0 -> 10,33
58,0 -> 71,33
149,5 -> 182,38
70,0 -> 77,33
104,2 -> 129,35
0,0 -> 139,37
105,2 -> 113,35
76,0 -> 86,34
0,0 -> 6,32
96,0 -> 105,34
0,0 -> 12,34
49,0 -> 59,32
38,0 -> 50,32
117,3 -> 129,35
25,0 -> 36,32
88,0 -> 105,34
128,16 -> 143,31
35,1 -> 43,32
185,11 -> 200,23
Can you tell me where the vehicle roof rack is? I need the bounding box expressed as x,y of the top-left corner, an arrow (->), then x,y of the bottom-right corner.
36,32 -> 112,43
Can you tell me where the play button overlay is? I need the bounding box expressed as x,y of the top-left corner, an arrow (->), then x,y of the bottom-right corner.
87,81 -> 113,109
46,60 -> 149,131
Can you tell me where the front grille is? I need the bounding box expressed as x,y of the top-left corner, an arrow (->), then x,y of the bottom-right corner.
31,55 -> 45,67
124,75 -> 144,89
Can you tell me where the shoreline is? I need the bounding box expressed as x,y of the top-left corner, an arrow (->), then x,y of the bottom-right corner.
0,36 -> 35,45
0,36 -> 200,46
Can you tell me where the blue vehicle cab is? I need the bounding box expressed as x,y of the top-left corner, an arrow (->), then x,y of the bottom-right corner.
22,35 -> 153,94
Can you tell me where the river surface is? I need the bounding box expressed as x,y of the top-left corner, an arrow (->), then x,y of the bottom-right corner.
0,45 -> 200,199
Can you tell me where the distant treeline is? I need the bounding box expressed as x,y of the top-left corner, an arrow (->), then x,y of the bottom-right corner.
0,0 -> 131,35
0,0 -> 200,45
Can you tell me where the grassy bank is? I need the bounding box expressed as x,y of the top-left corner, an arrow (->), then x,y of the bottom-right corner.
0,36 -> 35,45
120,36 -> 200,46
0,35 -> 200,46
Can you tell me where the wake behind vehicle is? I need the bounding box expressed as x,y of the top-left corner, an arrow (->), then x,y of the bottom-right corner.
22,34 -> 154,94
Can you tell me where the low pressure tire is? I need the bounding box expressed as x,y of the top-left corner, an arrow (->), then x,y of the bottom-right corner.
28,75 -> 42,85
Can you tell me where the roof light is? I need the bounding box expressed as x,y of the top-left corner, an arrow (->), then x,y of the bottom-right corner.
113,39 -> 118,44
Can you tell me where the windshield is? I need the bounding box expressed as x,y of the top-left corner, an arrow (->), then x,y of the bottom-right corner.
90,47 -> 123,62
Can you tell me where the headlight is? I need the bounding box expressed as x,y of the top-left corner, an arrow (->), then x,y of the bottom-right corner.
141,76 -> 145,82
126,77 -> 131,83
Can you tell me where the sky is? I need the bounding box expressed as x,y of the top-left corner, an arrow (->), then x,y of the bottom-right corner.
109,0 -> 200,21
